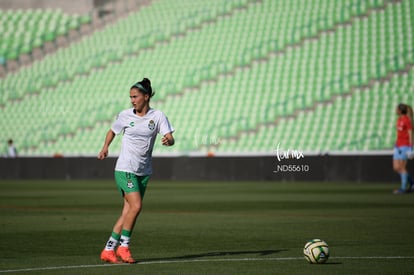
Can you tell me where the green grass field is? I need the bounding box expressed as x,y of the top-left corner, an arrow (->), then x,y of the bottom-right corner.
1,180 -> 414,274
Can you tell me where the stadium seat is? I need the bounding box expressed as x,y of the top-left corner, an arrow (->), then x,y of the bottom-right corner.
0,0 -> 413,155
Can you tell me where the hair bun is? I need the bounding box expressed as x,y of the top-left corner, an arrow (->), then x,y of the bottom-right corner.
142,78 -> 151,86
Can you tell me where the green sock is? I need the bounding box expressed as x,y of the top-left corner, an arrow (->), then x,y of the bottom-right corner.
120,229 -> 132,247
121,229 -> 131,237
105,232 -> 121,250
112,231 -> 121,240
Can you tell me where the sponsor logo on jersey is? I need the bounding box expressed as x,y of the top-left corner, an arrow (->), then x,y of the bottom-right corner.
148,120 -> 155,131
129,121 -> 135,127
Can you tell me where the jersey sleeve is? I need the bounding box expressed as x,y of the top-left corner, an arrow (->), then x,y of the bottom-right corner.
158,112 -> 175,136
111,112 -> 126,135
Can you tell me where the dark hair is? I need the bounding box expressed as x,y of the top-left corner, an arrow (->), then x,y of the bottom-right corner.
398,103 -> 408,115
130,78 -> 155,99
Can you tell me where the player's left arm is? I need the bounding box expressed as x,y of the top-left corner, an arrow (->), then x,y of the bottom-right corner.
408,117 -> 413,148
162,132 -> 174,146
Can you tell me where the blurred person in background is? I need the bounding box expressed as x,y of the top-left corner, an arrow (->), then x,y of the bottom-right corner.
7,139 -> 17,158
393,103 -> 413,194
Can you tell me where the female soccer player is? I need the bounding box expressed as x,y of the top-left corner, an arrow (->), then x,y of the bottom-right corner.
97,78 -> 174,263
392,103 -> 413,194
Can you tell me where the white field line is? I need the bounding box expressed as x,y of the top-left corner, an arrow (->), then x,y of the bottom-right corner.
1,256 -> 414,273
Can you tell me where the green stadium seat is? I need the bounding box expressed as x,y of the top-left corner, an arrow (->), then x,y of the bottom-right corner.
0,8 -> 91,67
0,0 -> 413,155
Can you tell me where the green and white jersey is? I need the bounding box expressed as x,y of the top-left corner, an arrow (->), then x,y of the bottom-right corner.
112,108 -> 174,176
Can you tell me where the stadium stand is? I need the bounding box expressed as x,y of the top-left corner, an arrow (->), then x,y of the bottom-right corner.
0,8 -> 91,70
0,0 -> 413,156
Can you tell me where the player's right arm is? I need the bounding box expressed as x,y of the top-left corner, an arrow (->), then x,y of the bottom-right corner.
97,129 -> 116,160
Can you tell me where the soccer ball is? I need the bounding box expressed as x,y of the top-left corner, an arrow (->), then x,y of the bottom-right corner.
303,239 -> 329,264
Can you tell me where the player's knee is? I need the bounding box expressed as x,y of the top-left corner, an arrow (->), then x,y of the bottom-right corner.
393,162 -> 402,172
129,201 -> 142,215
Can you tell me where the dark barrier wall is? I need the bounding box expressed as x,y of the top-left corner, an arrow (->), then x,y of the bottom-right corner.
0,154 -> 410,182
